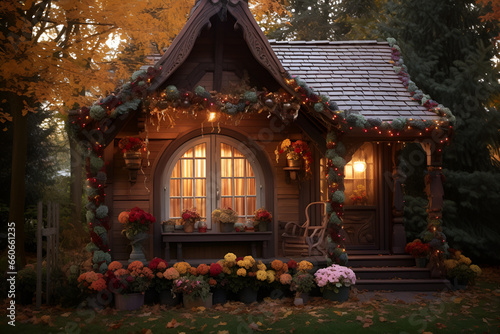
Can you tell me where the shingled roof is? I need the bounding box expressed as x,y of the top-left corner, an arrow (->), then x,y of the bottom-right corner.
270,40 -> 439,121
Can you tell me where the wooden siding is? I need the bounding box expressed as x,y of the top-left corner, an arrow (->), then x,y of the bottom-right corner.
109,110 -> 308,261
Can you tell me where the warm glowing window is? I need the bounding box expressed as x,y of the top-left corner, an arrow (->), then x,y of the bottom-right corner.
344,143 -> 375,205
320,142 -> 375,205
164,135 -> 263,229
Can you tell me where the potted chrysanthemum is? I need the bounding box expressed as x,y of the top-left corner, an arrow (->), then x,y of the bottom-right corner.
212,208 -> 239,232
253,208 -> 272,232
314,264 -> 356,302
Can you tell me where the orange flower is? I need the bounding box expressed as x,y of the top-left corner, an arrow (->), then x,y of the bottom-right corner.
196,264 -> 210,275
208,278 -> 217,286
108,261 -> 123,271
189,267 -> 197,275
271,260 -> 284,271
118,211 -> 129,224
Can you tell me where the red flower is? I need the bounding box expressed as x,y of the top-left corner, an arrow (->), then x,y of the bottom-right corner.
287,260 -> 297,269
209,263 -> 223,277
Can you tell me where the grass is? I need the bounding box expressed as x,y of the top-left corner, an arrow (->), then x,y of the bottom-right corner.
2,267 -> 500,334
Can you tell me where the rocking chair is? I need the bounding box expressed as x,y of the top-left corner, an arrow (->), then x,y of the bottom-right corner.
281,201 -> 329,257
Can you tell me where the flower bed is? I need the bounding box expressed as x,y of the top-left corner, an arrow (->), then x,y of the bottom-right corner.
77,254 -> 357,309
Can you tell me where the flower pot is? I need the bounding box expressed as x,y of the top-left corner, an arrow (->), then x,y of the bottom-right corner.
220,223 -> 234,232
159,290 -> 181,306
162,224 -> 175,233
126,232 -> 148,264
183,293 -> 213,309
257,221 -> 268,232
238,287 -> 258,304
144,287 -> 157,305
114,292 -> 145,311
198,226 -> 207,233
212,288 -> 227,305
123,151 -> 142,170
183,221 -> 195,233
287,158 -> 302,168
322,286 -> 350,302
415,257 -> 428,268
174,225 -> 183,232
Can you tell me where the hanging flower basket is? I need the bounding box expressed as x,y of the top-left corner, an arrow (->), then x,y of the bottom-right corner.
286,158 -> 302,168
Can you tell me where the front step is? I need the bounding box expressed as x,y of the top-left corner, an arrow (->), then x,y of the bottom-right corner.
348,254 -> 416,267
355,278 -> 451,291
354,267 -> 431,280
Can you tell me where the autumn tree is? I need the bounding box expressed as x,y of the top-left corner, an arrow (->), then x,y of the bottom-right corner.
0,0 -> 288,267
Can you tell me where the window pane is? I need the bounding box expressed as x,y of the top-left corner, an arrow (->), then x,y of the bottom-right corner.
234,178 -> 244,196
194,143 -> 206,157
195,198 -> 206,218
221,143 -> 232,157
247,197 -> 256,216
182,159 -> 193,177
195,159 -> 206,177
221,178 -> 232,196
170,198 -> 181,217
221,159 -> 232,177
182,148 -> 193,158
170,179 -> 180,196
221,197 -> 232,209
171,161 -> 181,178
195,179 -> 206,197
182,179 -> 193,196
235,197 -> 245,216
246,161 -> 255,177
183,198 -> 194,210
234,159 -> 245,177
247,178 -> 256,195
234,148 -> 244,158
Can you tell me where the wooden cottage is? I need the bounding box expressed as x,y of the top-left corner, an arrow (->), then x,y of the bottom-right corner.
72,0 -> 453,289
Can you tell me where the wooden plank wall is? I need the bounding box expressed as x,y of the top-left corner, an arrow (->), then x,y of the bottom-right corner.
108,111 -> 307,261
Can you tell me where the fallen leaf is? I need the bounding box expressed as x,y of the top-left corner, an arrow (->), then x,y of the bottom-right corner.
166,318 -> 181,328
355,315 -> 364,322
139,312 -> 152,317
305,321 -> 310,326
379,317 -> 387,322
282,310 -> 293,319
200,324 -> 207,331
61,312 -> 72,317
453,298 -> 463,304
218,331 -> 229,334
334,311 -> 343,316
147,318 -> 158,322
140,329 -> 152,334
109,323 -> 122,330
213,315 -> 220,319
436,323 -> 447,329
257,321 -> 263,326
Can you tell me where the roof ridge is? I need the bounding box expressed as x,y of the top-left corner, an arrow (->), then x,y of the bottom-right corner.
269,40 -> 385,45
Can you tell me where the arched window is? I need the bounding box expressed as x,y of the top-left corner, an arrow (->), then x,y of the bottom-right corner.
162,135 -> 265,230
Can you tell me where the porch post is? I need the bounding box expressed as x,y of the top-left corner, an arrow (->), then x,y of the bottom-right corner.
425,147 -> 446,277
391,145 -> 407,254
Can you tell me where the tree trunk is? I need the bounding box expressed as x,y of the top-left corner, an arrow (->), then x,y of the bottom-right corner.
8,94 -> 28,268
69,132 -> 84,243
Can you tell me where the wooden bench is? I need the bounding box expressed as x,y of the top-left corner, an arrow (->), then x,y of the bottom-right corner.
161,232 -> 273,261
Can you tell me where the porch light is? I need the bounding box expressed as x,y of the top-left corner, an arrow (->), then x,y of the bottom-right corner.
353,160 -> 367,173
208,112 -> 218,122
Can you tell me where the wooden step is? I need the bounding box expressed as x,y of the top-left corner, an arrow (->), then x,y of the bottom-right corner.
348,254 -> 415,267
354,267 -> 431,280
355,278 -> 451,291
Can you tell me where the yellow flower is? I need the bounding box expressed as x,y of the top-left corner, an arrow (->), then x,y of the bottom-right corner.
459,255 -> 472,266
470,264 -> 482,276
281,139 -> 291,150
256,270 -> 267,281
224,253 -> 237,263
297,260 -> 313,272
237,268 -> 247,277
173,262 -> 191,275
163,267 -> 180,280
257,261 -> 267,271
244,256 -> 256,266
266,270 -> 275,283
222,266 -> 232,275
237,260 -> 246,268
444,259 -> 457,270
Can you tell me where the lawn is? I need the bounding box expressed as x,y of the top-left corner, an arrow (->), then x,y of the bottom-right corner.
2,267 -> 499,334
